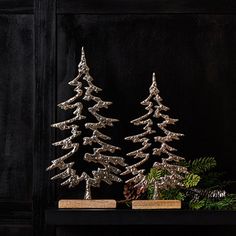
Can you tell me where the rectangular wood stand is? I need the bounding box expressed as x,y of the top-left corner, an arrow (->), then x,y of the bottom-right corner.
132,200 -> 181,209
58,199 -> 116,209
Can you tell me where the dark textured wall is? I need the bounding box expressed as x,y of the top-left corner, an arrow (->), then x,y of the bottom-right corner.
0,14 -> 34,201
0,1 -> 236,236
0,14 -> 33,235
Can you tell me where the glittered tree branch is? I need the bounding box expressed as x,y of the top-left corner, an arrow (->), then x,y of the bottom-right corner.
47,47 -> 126,199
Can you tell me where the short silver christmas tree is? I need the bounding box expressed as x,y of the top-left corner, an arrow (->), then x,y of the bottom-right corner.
122,73 -> 188,200
47,47 -> 126,199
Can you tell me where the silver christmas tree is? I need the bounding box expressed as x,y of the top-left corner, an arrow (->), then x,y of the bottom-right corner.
122,73 -> 188,200
47,47 -> 126,199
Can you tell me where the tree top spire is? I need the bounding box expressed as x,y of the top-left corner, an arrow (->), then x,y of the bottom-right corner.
152,72 -> 156,82
81,46 -> 85,60
150,72 -> 159,94
78,46 -> 89,73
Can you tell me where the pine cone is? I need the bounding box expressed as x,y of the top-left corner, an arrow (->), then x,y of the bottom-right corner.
123,182 -> 146,200
187,188 -> 227,201
202,189 -> 226,200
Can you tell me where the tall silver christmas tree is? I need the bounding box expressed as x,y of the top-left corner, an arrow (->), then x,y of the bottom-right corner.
122,73 -> 188,200
47,47 -> 126,199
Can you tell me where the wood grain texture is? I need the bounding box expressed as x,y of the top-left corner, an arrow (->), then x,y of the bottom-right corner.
34,0 -> 56,235
58,199 -> 116,208
0,14 -> 34,202
132,200 -> 181,209
57,0 -> 236,14
0,226 -> 33,236
0,0 -> 33,13
0,13 -> 33,236
0,201 -> 32,225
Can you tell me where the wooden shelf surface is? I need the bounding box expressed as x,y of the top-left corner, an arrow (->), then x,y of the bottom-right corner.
46,209 -> 236,226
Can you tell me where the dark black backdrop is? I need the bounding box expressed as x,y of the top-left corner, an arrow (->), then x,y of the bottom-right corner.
0,0 -> 236,236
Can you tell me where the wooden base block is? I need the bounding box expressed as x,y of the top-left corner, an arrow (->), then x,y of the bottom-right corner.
58,199 -> 116,209
132,200 -> 181,209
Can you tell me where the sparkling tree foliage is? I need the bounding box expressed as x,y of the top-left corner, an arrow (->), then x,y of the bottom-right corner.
122,73 -> 188,199
47,47 -> 126,199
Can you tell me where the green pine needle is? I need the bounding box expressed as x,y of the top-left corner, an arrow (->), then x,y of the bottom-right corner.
190,157 -> 217,175
189,194 -> 236,210
183,173 -> 201,188
189,199 -> 206,210
144,156 -> 236,211
147,168 -> 165,181
161,189 -> 186,201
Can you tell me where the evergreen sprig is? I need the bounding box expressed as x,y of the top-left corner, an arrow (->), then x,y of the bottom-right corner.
189,194 -> 236,210
147,168 -> 165,181
189,157 -> 217,175
183,173 -> 201,188
143,156 -> 236,210
161,189 -> 185,201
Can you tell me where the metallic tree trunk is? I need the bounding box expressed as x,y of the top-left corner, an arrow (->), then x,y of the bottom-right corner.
84,180 -> 92,200
152,181 -> 160,200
